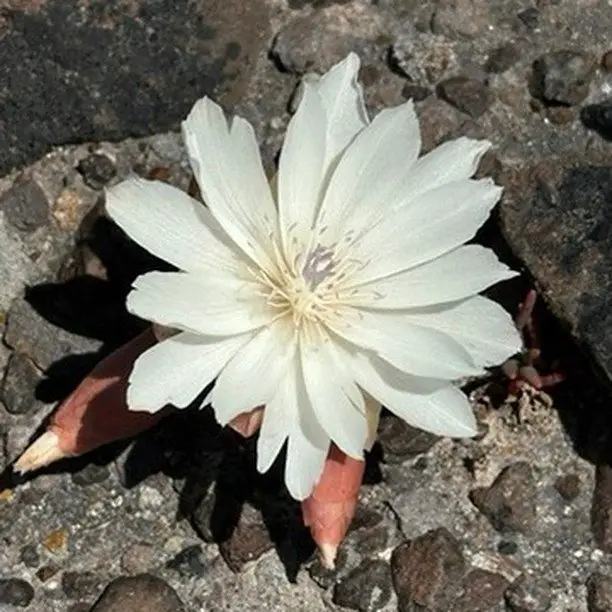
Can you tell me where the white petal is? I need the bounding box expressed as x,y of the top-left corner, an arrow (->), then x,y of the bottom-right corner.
182,98 -> 276,269
127,331 -> 252,412
329,308 -> 484,380
315,101 -> 421,241
211,321 -> 297,425
127,271 -> 272,336
105,178 -> 240,273
403,296 -> 522,367
256,374 -> 294,474
277,84 -> 327,251
402,137 -> 491,204
314,53 -> 369,171
267,357 -> 329,500
349,246 -> 518,309
350,179 -> 502,284
300,331 -> 367,459
341,347 -> 477,437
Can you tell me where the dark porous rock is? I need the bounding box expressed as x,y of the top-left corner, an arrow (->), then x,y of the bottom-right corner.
20,543 -> 40,568
431,0 -> 492,39
586,572 -> 612,612
401,82 -> 431,102
531,50 -> 595,106
592,464 -> 612,552
504,575 -> 552,612
77,153 -> 117,190
271,5 -> 385,75
469,462 -> 537,533
453,569 -> 509,612
91,574 -> 185,612
166,545 -> 209,578
498,155 -> 612,386
602,50 -> 612,72
0,352 -> 42,414
497,540 -> 518,555
0,178 -> 49,233
71,463 -> 110,486
517,7 -> 540,30
485,44 -> 521,74
378,414 -> 440,463
437,76 -> 491,118
0,578 -> 35,607
4,296 -> 101,371
62,571 -> 104,600
554,473 -> 582,501
581,100 -> 612,141
0,0 -> 271,176
218,504 -> 274,572
332,559 -> 393,612
391,528 -> 466,612
416,97 -> 464,153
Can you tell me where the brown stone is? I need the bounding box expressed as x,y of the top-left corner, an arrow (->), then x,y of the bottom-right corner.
470,462 -> 537,533
391,528 -> 466,611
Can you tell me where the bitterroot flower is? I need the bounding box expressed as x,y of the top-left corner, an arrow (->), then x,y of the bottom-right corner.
105,53 -> 522,500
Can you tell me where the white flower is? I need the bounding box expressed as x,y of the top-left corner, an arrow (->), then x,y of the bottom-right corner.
105,53 -> 522,500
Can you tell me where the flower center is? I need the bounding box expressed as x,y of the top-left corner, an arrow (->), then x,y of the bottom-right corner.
256,241 -> 342,328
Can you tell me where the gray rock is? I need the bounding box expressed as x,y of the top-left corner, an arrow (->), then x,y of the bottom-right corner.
470,462 -> 537,533
391,528 -> 466,612
332,559 -> 393,612
437,76 -> 491,118
504,575 -> 552,612
61,571 -> 104,601
0,178 -> 49,233
498,155 -> 612,386
390,32 -> 458,85
76,154 -> 117,190
581,100 -> 612,141
452,569 -> 509,612
0,352 -> 42,414
90,574 -> 185,612
4,296 -> 101,371
377,414 -> 440,464
531,50 -> 595,106
586,572 -> 612,612
485,44 -> 522,74
0,578 -> 35,607
120,543 -> 157,575
0,215 -> 36,313
0,0 -> 271,176
166,545 -> 209,579
431,0 -> 492,39
271,5 -> 385,75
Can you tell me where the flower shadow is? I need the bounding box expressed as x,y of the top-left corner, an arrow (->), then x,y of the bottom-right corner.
17,200 -> 352,581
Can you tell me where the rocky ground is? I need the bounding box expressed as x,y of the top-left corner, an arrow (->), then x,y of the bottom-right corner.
0,0 -> 612,610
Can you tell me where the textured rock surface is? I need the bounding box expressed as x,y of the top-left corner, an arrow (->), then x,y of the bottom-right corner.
0,0 -> 611,610
0,0 -> 272,176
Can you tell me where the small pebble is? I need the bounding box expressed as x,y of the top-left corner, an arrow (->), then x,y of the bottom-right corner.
0,578 -> 35,607
72,464 -> 110,487
77,153 -> 117,190
20,543 -> 40,568
554,473 -> 581,501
